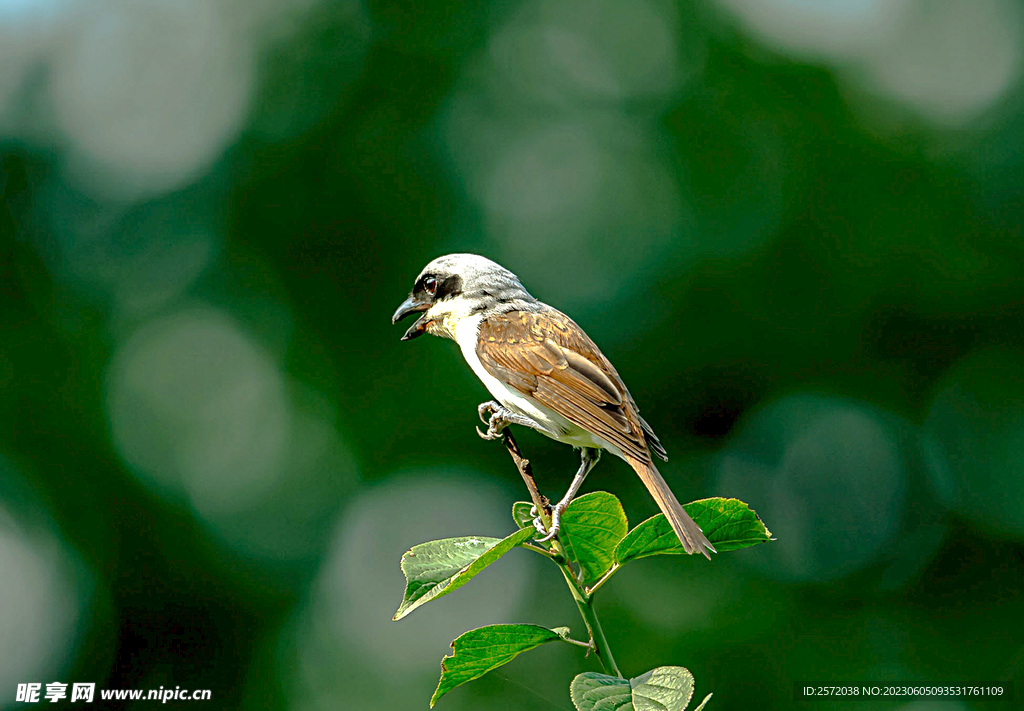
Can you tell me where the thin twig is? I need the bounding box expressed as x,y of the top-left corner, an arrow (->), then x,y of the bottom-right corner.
559,636 -> 595,650
501,428 -> 550,525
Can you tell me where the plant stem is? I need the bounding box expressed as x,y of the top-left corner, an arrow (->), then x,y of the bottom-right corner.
571,586 -> 622,678
500,429 -> 549,526
498,427 -> 623,678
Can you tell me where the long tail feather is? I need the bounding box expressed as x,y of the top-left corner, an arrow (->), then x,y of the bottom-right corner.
627,458 -> 716,560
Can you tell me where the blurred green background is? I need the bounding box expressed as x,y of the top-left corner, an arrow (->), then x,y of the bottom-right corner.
1,0 -> 1023,709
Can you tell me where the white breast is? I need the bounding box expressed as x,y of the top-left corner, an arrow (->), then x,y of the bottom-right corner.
452,314 -> 615,453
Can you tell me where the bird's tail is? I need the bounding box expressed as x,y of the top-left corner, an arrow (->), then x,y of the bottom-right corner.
627,458 -> 716,560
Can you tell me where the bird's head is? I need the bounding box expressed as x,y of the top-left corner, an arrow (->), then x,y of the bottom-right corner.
392,253 -> 535,340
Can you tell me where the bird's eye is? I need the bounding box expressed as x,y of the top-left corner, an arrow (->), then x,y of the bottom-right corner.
424,277 -> 437,294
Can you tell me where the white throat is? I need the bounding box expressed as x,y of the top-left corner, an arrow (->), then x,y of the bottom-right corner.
425,296 -> 480,340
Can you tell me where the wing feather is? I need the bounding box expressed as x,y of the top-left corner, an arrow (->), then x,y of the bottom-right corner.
476,308 -> 660,463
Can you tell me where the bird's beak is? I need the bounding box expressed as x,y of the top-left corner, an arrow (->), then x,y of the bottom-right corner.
392,294 -> 432,340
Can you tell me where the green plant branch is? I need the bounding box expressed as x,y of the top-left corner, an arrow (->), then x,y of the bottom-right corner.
553,533 -> 621,677
585,563 -> 620,597
520,542 -> 556,557
576,595 -> 621,677
499,428 -> 623,678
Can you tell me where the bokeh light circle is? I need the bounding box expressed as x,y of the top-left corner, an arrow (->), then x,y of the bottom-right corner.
487,0 -> 694,104
716,0 -> 914,63
716,394 -> 907,582
285,471 -> 533,709
194,381 -> 360,564
106,306 -> 289,507
924,347 -> 1024,539
0,0 -> 68,129
852,0 -> 1024,128
0,460 -> 95,697
50,0 -> 255,199
444,111 -> 693,319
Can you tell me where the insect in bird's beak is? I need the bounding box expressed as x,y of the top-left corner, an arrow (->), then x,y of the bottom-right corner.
392,294 -> 433,340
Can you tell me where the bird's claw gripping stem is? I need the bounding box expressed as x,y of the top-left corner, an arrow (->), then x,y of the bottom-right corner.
476,401 -> 534,440
530,503 -> 565,542
475,401 -> 509,440
477,401 -> 498,425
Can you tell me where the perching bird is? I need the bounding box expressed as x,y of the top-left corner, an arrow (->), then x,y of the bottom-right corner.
392,254 -> 715,559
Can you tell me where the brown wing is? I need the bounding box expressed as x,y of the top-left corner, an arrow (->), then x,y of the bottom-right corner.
476,308 -> 664,463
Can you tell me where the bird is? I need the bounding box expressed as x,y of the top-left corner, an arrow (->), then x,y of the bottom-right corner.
392,253 -> 715,559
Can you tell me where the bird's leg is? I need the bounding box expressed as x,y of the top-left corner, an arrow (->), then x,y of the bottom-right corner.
533,448 -> 601,542
476,400 -> 536,440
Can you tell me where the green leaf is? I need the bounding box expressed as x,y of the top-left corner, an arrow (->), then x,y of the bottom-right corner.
560,492 -> 629,586
431,624 -> 564,707
512,500 -> 536,530
570,673 -> 631,711
631,666 -> 695,711
571,667 -> 705,711
615,498 -> 771,565
393,528 -> 535,621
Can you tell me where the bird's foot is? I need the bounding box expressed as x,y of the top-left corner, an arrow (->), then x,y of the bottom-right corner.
475,401 -> 516,440
528,505 -> 548,537
530,502 -> 566,543
477,400 -> 500,424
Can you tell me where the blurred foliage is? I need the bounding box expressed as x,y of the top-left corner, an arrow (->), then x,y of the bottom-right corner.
1,0 -> 1024,709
